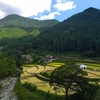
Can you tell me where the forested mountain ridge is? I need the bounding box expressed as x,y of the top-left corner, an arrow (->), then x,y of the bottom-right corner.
0,14 -> 59,54
0,14 -> 59,31
34,7 -> 100,56
0,14 -> 59,40
0,7 -> 100,56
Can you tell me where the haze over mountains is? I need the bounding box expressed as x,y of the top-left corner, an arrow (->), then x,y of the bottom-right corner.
0,7 -> 100,56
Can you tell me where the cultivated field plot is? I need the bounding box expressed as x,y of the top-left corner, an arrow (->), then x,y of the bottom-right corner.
21,65 -> 60,94
85,69 -> 100,78
81,63 -> 100,70
47,62 -> 65,67
21,62 -> 100,94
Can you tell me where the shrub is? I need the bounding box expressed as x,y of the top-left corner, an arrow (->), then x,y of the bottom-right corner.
40,72 -> 50,78
23,82 -> 37,92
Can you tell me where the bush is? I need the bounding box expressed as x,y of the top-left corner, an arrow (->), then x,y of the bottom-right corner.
23,82 -> 37,92
14,82 -> 30,100
40,72 -> 50,78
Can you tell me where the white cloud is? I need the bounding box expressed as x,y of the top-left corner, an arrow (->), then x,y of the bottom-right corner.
0,0 -> 52,18
54,1 -> 76,11
35,12 -> 60,20
56,0 -> 67,3
0,10 -> 5,19
0,2 -> 22,16
0,0 -> 76,20
56,0 -> 63,3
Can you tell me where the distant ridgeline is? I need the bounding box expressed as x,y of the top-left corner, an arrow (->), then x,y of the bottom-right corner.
0,7 -> 100,56
0,14 -> 59,39
33,7 -> 100,56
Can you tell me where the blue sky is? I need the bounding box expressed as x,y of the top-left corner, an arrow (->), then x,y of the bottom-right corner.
0,0 -> 100,21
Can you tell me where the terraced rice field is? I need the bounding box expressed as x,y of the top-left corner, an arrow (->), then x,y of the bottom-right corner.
21,62 -> 100,94
85,69 -> 100,78
83,63 -> 100,70
47,62 -> 65,67
21,65 -> 59,94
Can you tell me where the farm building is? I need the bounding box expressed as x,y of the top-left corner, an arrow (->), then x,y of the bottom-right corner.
44,55 -> 57,62
80,64 -> 87,69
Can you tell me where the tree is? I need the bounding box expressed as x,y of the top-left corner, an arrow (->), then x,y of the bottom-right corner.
0,53 -> 17,78
75,83 -> 100,100
94,85 -> 100,100
50,63 -> 88,100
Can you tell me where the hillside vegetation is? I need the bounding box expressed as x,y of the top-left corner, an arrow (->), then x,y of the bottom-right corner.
34,7 -> 100,56
0,14 -> 59,40
0,53 -> 17,79
0,7 -> 100,57
0,14 -> 59,31
0,15 -> 59,54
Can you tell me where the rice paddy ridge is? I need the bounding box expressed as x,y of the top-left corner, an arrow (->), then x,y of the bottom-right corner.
86,69 -> 100,78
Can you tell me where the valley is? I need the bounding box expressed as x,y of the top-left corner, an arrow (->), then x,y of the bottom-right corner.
0,7 -> 100,100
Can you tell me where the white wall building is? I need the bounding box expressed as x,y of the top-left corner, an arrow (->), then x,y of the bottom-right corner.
80,64 -> 87,69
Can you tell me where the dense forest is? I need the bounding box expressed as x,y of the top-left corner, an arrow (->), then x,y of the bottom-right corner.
33,7 -> 100,56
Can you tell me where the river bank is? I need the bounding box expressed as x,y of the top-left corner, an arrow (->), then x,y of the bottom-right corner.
0,77 -> 18,100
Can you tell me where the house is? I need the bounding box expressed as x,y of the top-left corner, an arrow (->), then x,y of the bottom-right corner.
44,55 -> 58,63
80,64 -> 87,69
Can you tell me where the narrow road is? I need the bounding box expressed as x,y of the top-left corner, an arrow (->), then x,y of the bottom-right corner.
0,77 -> 18,100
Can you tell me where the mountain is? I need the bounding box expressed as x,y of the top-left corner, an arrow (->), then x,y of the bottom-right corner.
0,14 -> 59,31
0,14 -> 59,40
0,14 -> 59,54
34,7 -> 100,56
1,7 -> 100,56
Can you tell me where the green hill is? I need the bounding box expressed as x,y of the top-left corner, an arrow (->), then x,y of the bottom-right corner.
0,14 -> 59,39
34,7 -> 100,56
0,14 -> 59,31
0,14 -> 59,54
